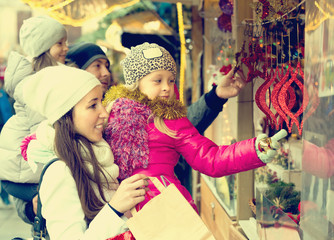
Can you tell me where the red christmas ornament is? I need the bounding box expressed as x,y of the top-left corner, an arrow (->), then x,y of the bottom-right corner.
278,62 -> 307,135
217,13 -> 232,32
241,41 -> 266,82
259,0 -> 270,19
255,67 -> 277,128
271,64 -> 294,132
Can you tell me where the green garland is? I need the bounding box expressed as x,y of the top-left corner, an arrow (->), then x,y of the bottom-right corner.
265,180 -> 300,215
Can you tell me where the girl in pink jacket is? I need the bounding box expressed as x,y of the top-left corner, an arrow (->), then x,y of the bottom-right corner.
103,42 -> 281,212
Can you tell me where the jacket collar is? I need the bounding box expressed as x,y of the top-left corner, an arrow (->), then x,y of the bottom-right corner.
103,84 -> 187,120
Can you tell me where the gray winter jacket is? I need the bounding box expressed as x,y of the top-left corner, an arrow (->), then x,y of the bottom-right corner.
0,51 -> 45,183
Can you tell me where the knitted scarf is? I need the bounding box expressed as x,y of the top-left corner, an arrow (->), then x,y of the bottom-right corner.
103,85 -> 187,180
28,120 -> 119,187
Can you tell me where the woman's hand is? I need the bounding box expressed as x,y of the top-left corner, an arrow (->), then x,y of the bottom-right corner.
109,174 -> 149,214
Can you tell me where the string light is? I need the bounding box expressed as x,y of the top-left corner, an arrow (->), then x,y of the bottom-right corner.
177,2 -> 185,103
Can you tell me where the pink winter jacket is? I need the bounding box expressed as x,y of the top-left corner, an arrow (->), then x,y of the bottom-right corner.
103,85 -> 265,212
135,117 -> 264,211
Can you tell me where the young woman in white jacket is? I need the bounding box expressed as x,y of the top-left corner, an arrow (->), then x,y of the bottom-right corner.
21,65 -> 148,239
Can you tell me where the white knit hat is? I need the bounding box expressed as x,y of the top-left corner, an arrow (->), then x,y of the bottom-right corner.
19,15 -> 67,58
23,65 -> 101,125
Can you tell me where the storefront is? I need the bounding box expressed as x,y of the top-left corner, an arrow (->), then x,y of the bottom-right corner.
1,0 -> 333,239
193,0 -> 333,239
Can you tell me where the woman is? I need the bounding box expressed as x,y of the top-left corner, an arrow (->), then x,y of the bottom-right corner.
22,65 -> 148,239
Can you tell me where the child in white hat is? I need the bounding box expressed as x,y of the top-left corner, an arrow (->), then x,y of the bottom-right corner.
103,42 -> 286,212
0,15 -> 68,224
19,15 -> 68,71
21,65 -> 148,239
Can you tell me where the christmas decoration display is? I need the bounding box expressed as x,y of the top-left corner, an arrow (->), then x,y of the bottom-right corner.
228,0 -> 318,135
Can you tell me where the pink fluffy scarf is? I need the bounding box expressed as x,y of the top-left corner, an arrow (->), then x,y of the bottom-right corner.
104,97 -> 151,180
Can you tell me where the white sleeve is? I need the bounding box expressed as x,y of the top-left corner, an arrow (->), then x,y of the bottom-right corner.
40,161 -> 128,240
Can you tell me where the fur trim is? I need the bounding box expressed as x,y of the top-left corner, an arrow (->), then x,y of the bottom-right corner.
103,85 -> 187,120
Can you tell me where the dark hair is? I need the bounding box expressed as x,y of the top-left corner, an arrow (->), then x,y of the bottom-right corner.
53,110 -> 110,223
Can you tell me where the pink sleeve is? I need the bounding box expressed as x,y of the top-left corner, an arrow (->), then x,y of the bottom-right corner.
20,133 -> 37,161
171,117 -> 265,177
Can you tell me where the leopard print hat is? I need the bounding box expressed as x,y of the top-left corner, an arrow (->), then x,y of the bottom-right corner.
121,42 -> 177,85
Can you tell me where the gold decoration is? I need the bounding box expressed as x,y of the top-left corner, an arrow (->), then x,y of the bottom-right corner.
21,0 -> 139,27
177,2 -> 185,104
103,85 -> 187,120
249,0 -> 299,23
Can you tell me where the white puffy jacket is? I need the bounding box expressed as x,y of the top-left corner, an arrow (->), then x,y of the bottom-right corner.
0,51 -> 45,183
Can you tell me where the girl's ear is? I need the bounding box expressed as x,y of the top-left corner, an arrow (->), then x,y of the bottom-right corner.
174,84 -> 179,100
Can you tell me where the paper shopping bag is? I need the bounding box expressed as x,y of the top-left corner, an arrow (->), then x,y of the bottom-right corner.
126,177 -> 215,240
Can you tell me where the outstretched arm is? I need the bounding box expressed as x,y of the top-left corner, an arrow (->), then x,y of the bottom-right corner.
187,67 -> 246,134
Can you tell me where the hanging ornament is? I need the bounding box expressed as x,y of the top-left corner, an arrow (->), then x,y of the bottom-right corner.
218,13 -> 232,32
278,62 -> 307,135
219,0 -> 233,15
217,0 -> 233,32
271,64 -> 294,131
276,86 -> 297,131
255,67 -> 276,128
241,39 -> 266,82
259,0 -> 270,20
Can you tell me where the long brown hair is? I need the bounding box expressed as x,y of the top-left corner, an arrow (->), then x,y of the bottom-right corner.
32,51 -> 58,72
53,110 -> 110,223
